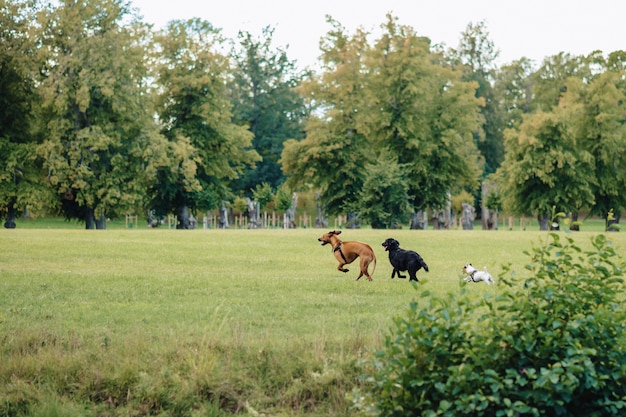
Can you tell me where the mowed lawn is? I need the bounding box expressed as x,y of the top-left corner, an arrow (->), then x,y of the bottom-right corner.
1,226 -> 624,416
0,228 -> 559,342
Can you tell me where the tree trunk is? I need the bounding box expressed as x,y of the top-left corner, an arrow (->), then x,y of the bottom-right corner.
410,210 -> 427,229
283,192 -> 298,229
96,213 -> 107,230
85,208 -> 95,230
481,181 -> 490,230
177,205 -> 191,229
246,198 -> 260,228
346,212 -> 360,229
314,192 -> 328,228
218,201 -> 229,228
537,213 -> 550,231
461,202 -> 474,230
4,203 -> 16,228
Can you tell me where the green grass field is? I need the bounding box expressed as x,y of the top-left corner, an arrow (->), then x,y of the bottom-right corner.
1,224 -> 624,416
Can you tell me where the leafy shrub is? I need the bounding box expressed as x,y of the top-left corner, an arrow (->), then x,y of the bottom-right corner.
354,233 -> 626,416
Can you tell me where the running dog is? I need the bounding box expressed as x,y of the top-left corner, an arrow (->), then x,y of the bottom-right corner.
381,238 -> 429,282
318,230 -> 377,281
462,263 -> 495,285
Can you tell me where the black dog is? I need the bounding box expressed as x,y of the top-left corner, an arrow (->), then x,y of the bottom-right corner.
381,238 -> 429,282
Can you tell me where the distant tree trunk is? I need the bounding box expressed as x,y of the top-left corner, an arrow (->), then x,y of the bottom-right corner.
4,203 -> 16,228
410,210 -> 427,229
461,202 -> 474,230
346,212 -> 360,229
283,193 -> 298,229
96,213 -> 107,230
218,201 -> 229,228
85,208 -> 95,230
246,198 -> 260,228
315,192 -> 328,228
480,208 -> 497,230
177,205 -> 191,229
432,206 -> 451,230
481,181 -> 490,230
537,213 -> 550,231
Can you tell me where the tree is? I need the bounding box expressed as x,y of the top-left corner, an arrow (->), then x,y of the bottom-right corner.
229,27 -> 307,193
36,0 -> 156,229
494,57 -> 535,129
366,15 -> 483,214
0,0 -> 50,228
356,152 -> 411,229
451,21 -> 504,174
281,17 -> 372,219
497,106 -> 596,230
151,18 -> 260,229
530,52 -> 591,112
283,15 -> 483,229
568,63 -> 626,223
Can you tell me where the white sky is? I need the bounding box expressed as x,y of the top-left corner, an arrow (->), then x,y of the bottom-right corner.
130,0 -> 626,70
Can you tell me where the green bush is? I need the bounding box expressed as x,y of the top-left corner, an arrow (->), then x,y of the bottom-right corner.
355,233 -> 626,416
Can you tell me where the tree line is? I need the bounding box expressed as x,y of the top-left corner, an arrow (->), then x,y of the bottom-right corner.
1,0 -> 625,230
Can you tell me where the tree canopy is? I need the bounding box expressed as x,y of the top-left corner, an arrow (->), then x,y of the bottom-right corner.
150,18 -> 260,228
2,0 -> 626,229
35,0 -> 155,228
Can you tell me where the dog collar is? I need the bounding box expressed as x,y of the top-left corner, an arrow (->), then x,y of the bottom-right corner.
470,270 -> 478,282
334,242 -> 348,263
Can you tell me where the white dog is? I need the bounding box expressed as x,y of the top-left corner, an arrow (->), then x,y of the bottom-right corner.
462,263 -> 495,285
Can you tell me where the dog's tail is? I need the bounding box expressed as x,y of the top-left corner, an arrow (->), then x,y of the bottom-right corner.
421,256 -> 429,272
484,267 -> 495,284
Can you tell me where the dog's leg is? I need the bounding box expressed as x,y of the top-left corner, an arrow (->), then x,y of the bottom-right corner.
392,269 -> 406,279
358,258 -> 372,281
337,263 -> 349,273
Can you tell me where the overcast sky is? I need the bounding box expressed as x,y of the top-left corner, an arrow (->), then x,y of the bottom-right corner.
130,0 -> 625,69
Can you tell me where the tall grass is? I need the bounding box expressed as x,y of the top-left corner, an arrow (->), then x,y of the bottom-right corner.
1,227 -> 624,416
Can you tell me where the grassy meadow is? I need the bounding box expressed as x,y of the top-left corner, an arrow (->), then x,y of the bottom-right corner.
1,223 -> 624,416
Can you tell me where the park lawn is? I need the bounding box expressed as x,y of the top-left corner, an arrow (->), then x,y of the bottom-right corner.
1,227 -> 624,416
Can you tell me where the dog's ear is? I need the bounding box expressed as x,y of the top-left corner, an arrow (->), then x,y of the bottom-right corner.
333,230 -> 342,235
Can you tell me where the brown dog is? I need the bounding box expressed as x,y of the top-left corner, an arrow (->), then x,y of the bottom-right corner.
318,230 -> 376,281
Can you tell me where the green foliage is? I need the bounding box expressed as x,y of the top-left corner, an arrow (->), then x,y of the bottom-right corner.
282,14 -> 483,221
367,15 -> 483,211
497,53 -> 626,225
358,233 -> 626,416
0,1 -> 53,225
494,58 -> 534,129
281,17 -> 372,217
452,20 -> 505,175
484,189 -> 502,211
274,183 -> 292,212
150,18 -> 260,223
35,0 -> 154,226
252,182 -> 275,210
498,110 -> 596,221
570,70 -> 626,219
229,27 -> 307,192
355,154 -> 411,229
606,208 -> 620,231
